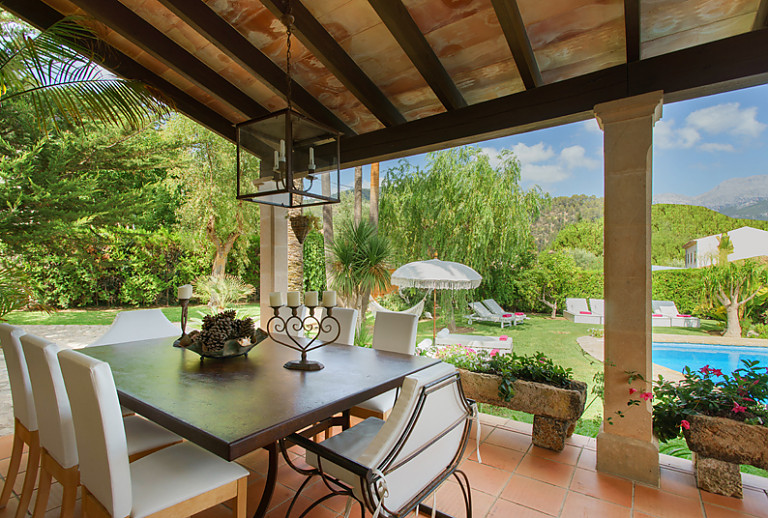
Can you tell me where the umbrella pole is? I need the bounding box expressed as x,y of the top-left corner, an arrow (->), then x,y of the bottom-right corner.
433,290 -> 437,344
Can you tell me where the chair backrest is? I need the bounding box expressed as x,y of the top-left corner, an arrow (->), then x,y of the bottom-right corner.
20,335 -> 78,469
268,305 -> 307,338
58,349 -> 132,517
317,307 -> 358,346
482,299 -> 505,315
372,312 -> 418,355
359,362 -> 471,514
589,298 -> 604,316
0,324 -> 37,431
469,301 -> 493,317
565,298 -> 589,313
656,300 -> 678,316
89,309 -> 180,346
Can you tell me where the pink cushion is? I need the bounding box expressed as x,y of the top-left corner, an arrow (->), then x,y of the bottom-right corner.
502,313 -> 512,317
515,312 -> 525,316
579,311 -> 591,315
652,314 -> 663,317
499,336 -> 508,341
677,314 -> 692,318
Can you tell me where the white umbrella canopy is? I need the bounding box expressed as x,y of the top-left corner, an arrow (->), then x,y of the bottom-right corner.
391,259 -> 482,342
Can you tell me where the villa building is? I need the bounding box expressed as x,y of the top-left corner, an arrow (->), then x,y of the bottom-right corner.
683,226 -> 768,268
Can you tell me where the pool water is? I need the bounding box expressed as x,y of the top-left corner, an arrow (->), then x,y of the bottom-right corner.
653,342 -> 768,375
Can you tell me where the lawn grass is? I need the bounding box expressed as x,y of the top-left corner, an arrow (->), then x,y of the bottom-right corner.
4,304 -> 261,325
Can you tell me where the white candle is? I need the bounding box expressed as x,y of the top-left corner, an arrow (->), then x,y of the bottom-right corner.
178,284 -> 193,300
305,291 -> 318,307
322,290 -> 336,307
287,291 -> 300,307
308,147 -> 315,169
280,139 -> 286,160
273,150 -> 279,171
269,291 -> 284,307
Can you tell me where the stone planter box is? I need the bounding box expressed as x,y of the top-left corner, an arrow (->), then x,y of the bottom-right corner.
458,368 -> 587,451
683,414 -> 768,498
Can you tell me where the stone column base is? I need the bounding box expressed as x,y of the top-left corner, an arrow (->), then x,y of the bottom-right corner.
597,428 -> 660,486
694,453 -> 743,498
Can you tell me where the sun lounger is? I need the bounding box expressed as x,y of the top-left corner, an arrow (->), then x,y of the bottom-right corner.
466,301 -> 515,328
433,328 -> 512,354
654,300 -> 700,328
481,299 -> 527,325
563,298 -> 602,325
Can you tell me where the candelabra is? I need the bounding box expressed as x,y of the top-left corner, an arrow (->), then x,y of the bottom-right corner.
268,305 -> 340,371
173,284 -> 192,348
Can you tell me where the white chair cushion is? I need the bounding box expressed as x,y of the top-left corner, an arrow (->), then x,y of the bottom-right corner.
123,416 -> 181,459
0,324 -> 37,431
372,313 -> 418,355
353,389 -> 397,414
90,309 -> 180,347
129,443 -> 248,518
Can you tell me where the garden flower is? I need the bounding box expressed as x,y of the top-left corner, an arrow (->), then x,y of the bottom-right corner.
467,348 -> 475,353
640,392 -> 653,401
680,420 -> 690,430
732,402 -> 747,414
699,365 -> 711,374
490,349 -> 500,357
628,388 -> 637,395
711,368 -> 723,377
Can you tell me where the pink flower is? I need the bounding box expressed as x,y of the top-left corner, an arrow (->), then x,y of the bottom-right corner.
680,420 -> 690,430
732,402 -> 747,414
742,397 -> 755,402
711,368 -> 723,377
640,392 -> 653,401
628,388 -> 637,395
490,349 -> 500,357
499,335 -> 508,341
699,365 -> 711,374
467,348 -> 476,353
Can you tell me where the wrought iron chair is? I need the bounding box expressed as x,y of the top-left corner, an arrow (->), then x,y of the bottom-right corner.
283,362 -> 475,518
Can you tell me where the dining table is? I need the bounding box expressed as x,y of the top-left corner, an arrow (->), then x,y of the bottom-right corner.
80,335 -> 441,518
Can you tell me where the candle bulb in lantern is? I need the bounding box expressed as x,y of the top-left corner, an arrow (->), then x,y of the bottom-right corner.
305,291 -> 318,307
178,284 -> 193,300
308,147 -> 315,170
287,291 -> 300,307
280,139 -> 286,161
269,291 -> 284,307
322,290 -> 336,307
273,150 -> 279,171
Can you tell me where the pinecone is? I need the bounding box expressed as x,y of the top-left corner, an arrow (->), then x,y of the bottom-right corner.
197,311 -> 237,353
235,317 -> 255,339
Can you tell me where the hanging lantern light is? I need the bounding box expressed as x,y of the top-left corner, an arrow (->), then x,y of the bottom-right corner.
235,1 -> 341,208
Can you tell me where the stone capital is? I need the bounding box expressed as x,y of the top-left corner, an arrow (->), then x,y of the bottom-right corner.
594,91 -> 663,129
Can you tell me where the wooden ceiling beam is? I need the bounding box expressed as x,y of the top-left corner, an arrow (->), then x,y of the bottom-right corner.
754,0 -> 768,29
367,0 -> 466,110
624,0 -> 641,62
490,0 -> 541,90
259,0 -> 406,127
66,0 -> 269,119
336,28 -> 768,167
156,0 -> 354,135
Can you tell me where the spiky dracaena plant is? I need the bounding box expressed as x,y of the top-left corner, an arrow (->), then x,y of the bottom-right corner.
0,266 -> 31,320
0,16 -> 169,132
193,275 -> 255,313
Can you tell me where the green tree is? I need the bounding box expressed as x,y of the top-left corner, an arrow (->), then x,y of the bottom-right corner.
704,259 -> 768,338
550,219 -> 604,256
515,251 -> 578,317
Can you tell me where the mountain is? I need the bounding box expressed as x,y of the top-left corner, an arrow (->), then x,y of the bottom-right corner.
654,175 -> 768,220
532,195 -> 603,250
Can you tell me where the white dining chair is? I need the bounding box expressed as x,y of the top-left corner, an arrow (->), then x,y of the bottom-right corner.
286,362 -> 474,518
316,307 -> 358,346
351,312 -> 419,419
21,334 -> 183,518
58,349 -> 249,518
89,309 -> 180,347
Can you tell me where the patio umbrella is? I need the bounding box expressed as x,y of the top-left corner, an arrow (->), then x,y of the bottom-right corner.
391,258 -> 482,344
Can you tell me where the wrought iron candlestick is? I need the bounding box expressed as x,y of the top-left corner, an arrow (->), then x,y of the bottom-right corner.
173,298 -> 190,348
268,304 -> 340,371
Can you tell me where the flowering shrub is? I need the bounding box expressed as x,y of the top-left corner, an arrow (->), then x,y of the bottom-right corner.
427,344 -> 574,401
629,360 -> 768,441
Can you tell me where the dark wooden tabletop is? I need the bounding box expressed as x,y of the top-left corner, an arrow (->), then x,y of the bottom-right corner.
80,337 -> 440,460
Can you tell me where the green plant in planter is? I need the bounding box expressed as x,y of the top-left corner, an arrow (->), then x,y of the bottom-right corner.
433,345 -> 574,401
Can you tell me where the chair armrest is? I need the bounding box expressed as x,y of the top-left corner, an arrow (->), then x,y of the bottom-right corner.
287,433 -> 370,478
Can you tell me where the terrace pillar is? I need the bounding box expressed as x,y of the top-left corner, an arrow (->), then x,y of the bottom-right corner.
259,202 -> 288,330
595,91 -> 663,486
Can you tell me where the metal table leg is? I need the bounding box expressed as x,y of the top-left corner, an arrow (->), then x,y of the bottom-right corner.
252,442 -> 279,518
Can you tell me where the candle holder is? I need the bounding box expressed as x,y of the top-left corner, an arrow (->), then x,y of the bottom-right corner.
268,304 -> 340,371
172,298 -> 190,348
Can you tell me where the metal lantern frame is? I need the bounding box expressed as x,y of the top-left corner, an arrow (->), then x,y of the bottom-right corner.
235,107 -> 342,208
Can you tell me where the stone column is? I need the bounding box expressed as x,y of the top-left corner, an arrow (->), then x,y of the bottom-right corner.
595,91 -> 663,486
259,202 -> 288,330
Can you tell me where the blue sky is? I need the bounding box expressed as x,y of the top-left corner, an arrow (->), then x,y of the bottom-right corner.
340,83 -> 768,199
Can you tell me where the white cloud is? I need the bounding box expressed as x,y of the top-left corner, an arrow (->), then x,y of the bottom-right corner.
699,142 -> 735,153
560,145 -> 599,170
581,119 -> 602,133
510,142 -> 555,164
520,163 -> 569,183
480,147 -> 504,169
686,103 -> 765,138
654,119 -> 701,149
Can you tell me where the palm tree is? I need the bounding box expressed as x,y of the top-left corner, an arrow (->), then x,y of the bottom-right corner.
0,15 -> 168,131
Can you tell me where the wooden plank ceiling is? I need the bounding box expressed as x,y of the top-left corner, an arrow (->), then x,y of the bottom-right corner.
3,0 -> 768,167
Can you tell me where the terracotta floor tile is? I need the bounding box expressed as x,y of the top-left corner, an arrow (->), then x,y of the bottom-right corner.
703,502 -> 762,518
469,442 -> 524,472
584,438 -> 597,451
569,467 -> 633,507
501,419 -> 533,435
0,436 -> 14,461
0,496 -> 21,518
484,428 -> 532,453
577,449 -> 597,472
479,414 -> 508,427
469,420 -> 493,442
0,452 -> 28,481
660,468 -> 699,499
434,478 -> 495,518
487,498 -> 553,518
529,444 -> 583,466
565,433 -> 592,448
300,478 -> 355,514
700,487 -> 768,518
515,453 -> 575,488
561,491 -> 631,518
244,478 -> 297,516
500,474 -> 567,516
44,499 -> 82,518
458,459 -> 512,496
633,484 -> 704,518
633,513 -> 656,518
236,448 -> 271,475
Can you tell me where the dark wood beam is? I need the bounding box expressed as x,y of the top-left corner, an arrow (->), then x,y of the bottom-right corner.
754,0 -> 768,29
65,0 -> 269,119
490,0 -> 542,89
259,0 -> 406,127
624,0 -> 641,62
155,0 -> 354,135
367,0 -> 466,110
335,28 -> 768,167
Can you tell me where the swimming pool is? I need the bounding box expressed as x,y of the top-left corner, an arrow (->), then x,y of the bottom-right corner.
653,342 -> 768,375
